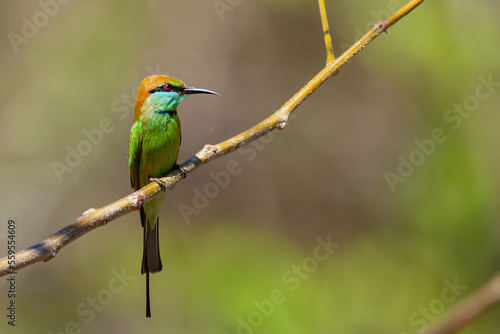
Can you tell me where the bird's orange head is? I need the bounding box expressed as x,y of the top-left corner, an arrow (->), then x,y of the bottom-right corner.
134,75 -> 219,121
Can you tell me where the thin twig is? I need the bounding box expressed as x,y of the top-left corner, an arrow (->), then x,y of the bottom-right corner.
420,272 -> 500,334
0,0 -> 426,277
318,0 -> 335,64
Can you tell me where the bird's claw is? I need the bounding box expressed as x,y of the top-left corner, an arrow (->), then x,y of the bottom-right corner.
174,164 -> 187,179
150,177 -> 167,191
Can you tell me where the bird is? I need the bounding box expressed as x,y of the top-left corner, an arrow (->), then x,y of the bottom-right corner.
128,75 -> 219,317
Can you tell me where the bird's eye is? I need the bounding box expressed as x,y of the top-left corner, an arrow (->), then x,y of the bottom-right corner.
164,84 -> 172,91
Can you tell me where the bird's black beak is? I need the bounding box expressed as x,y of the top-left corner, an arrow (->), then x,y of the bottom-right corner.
183,87 -> 220,96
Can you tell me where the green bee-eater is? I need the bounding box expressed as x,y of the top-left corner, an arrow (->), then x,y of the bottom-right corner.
129,75 -> 218,317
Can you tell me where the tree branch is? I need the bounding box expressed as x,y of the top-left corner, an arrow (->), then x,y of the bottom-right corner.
318,0 -> 335,64
0,0 -> 426,277
420,272 -> 500,334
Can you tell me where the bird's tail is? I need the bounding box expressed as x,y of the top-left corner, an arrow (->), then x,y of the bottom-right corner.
141,208 -> 162,318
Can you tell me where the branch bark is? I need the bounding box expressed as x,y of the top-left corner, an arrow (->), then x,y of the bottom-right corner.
0,0 -> 425,276
420,272 -> 500,334
318,0 -> 335,64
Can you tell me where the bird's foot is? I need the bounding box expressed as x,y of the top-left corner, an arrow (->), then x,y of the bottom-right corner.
174,164 -> 187,179
150,177 -> 167,191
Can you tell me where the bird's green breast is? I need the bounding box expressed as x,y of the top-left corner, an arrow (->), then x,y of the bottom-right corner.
138,112 -> 181,187
137,111 -> 181,226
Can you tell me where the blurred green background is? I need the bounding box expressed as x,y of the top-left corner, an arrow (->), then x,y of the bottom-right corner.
1,0 -> 500,333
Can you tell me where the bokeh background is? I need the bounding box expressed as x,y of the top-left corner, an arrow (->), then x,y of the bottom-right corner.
1,0 -> 500,333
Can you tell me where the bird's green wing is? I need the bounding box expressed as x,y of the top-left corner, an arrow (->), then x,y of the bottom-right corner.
128,121 -> 142,191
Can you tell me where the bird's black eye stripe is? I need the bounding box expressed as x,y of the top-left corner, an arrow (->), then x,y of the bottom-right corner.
149,84 -> 180,94
149,87 -> 163,93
